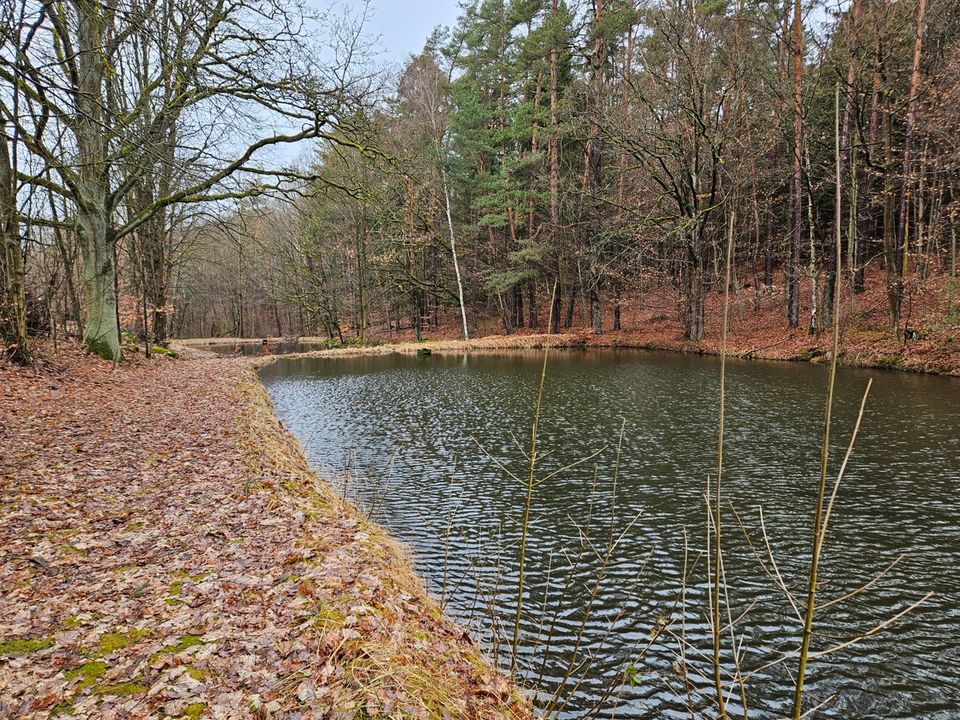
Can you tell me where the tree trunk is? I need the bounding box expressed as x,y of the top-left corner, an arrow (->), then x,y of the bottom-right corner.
548,0 -> 561,335
850,146 -> 865,293
949,215 -> 957,316
590,285 -> 602,335
684,236 -> 705,341
894,0 -> 927,315
441,167 -> 469,339
79,205 -> 122,359
355,215 -> 366,342
858,11 -> 887,296
498,292 -> 513,334
612,23 -> 633,336
550,281 -> 562,334
788,0 -> 804,329
882,100 -> 901,331
765,213 -> 774,287
527,280 -> 538,329
584,0 -> 607,336
822,248 -> 836,327
76,2 -> 121,359
513,284 -> 523,329
612,281 -> 622,331
0,125 -> 29,363
806,148 -> 818,333
564,284 -> 576,328
840,0 -> 863,289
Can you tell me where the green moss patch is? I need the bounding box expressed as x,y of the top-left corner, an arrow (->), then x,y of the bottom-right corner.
95,678 -> 148,697
86,336 -> 122,361
59,543 -> 89,557
0,635 -> 54,656
64,661 -> 107,690
183,702 -> 206,719
151,633 -> 204,662
165,634 -> 204,654
312,602 -> 346,632
94,628 -> 151,656
184,664 -> 209,682
48,700 -> 76,717
151,345 -> 180,358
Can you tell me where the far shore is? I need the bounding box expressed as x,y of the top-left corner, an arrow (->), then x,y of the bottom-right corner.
174,326 -> 960,378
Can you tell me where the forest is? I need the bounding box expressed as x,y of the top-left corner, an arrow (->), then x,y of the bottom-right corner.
2,3 -> 960,719
2,0 -> 959,362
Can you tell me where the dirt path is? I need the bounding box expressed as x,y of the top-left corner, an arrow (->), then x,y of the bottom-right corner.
0,349 -> 525,719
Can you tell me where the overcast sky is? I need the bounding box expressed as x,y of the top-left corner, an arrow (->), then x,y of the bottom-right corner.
268,1 -> 460,167
341,0 -> 462,64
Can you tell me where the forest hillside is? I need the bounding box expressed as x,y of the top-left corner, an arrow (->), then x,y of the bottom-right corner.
2,0 -> 960,370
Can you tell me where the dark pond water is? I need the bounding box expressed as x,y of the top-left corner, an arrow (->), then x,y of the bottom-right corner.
200,341 -> 329,356
259,350 -> 960,719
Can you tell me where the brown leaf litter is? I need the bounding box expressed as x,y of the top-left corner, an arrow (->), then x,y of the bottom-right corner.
0,345 -> 529,719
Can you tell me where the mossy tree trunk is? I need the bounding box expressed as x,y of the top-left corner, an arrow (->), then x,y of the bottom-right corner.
76,1 -> 121,360
79,205 -> 121,360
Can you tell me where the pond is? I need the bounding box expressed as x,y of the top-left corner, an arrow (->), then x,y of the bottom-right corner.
200,341 -> 329,356
259,349 -> 960,719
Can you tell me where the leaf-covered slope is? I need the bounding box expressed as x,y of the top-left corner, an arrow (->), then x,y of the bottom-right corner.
0,349 -> 528,719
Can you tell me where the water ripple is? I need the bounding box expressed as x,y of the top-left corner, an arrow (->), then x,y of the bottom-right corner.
260,349 -> 960,719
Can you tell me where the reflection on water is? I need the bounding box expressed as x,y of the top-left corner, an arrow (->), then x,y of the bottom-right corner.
201,341 -> 329,356
259,350 -> 960,719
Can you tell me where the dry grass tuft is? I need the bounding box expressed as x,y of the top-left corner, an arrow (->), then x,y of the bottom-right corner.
233,366 -> 531,719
